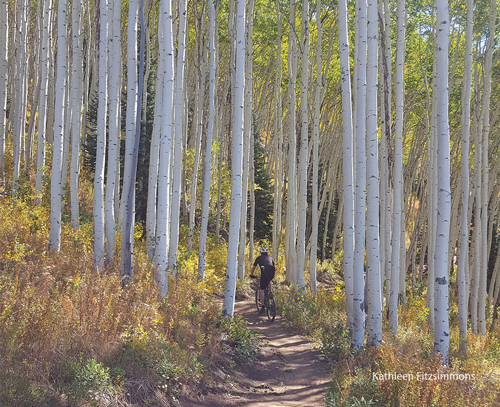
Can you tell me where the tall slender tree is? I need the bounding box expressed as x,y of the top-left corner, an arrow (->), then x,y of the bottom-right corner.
389,0 -> 406,335
0,0 -> 8,186
297,0 -> 309,294
105,0 -> 122,260
352,0 -> 368,350
12,0 -> 28,198
167,0 -> 187,273
35,0 -> 52,202
286,0 -> 298,288
155,0 -> 175,297
366,0 -> 382,347
94,0 -> 109,271
70,0 -> 84,229
433,0 -> 451,363
121,0 -> 139,281
458,0 -> 473,356
198,0 -> 217,280
310,0 -> 321,296
339,0 -> 354,331
222,0 -> 245,318
49,0 -> 67,251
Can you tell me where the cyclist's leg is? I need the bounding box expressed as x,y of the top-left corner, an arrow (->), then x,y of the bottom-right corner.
260,274 -> 271,309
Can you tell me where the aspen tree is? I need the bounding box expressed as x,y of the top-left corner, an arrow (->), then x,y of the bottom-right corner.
352,0 -> 367,350
198,0 -> 217,280
167,0 -> 187,273
155,0 -> 175,297
339,0 -> 355,331
70,0 -> 84,229
146,19 -> 163,262
121,0 -> 139,280
366,0 -> 382,346
49,0 -> 67,251
434,0 -> 451,363
286,0 -> 298,288
238,0 -> 255,281
12,0 -> 28,198
105,0 -> 122,260
310,0 -> 321,296
222,0 -> 245,318
479,1 -> 496,335
272,0 -> 283,261
0,0 -> 8,185
93,0 -> 109,271
187,6 -> 207,253
297,0 -> 309,294
458,0 -> 473,356
389,0 -> 405,335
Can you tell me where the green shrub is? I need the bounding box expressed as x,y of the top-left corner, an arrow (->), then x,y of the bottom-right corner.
62,357 -> 111,404
223,315 -> 261,365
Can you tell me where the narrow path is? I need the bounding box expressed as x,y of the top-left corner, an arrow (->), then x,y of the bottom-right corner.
181,299 -> 331,406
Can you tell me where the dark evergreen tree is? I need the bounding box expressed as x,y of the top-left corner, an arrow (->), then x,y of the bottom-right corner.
83,61 -> 157,235
252,130 -> 273,241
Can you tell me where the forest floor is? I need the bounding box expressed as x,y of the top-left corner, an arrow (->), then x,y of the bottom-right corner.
178,297 -> 331,407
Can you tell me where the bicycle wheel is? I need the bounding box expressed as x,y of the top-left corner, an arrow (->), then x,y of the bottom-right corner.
255,285 -> 261,312
266,292 -> 276,322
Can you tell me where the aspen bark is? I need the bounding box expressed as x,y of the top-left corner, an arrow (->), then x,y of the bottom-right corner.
339,0 -> 355,331
223,0 -> 245,318
434,0 -> 451,363
49,0 -> 67,251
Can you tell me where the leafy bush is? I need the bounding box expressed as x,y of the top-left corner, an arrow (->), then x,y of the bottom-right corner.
62,358 -> 112,404
222,315 -> 261,365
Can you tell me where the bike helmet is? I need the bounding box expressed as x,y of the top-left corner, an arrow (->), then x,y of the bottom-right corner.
260,247 -> 269,254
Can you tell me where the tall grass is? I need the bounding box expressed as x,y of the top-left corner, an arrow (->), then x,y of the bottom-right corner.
0,189 -> 251,406
276,263 -> 500,407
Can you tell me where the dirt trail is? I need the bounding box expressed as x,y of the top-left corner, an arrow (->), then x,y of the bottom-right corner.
180,299 -> 331,407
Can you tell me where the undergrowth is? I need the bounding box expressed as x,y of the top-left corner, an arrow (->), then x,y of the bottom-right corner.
0,192 -> 258,406
276,266 -> 500,407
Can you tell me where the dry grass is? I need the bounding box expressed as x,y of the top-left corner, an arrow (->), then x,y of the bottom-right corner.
0,188 -> 238,406
277,271 -> 500,407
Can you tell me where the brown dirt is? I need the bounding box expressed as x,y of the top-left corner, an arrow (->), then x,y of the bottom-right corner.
178,299 -> 331,407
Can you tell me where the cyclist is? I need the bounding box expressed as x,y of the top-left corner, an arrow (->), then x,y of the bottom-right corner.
250,247 -> 275,313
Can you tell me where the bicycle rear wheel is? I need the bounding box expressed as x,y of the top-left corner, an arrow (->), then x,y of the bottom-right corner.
266,292 -> 276,322
255,285 -> 261,312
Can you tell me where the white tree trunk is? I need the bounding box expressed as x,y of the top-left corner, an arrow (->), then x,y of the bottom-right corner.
198,0 -> 217,280
93,0 -> 109,271
146,18 -> 163,262
365,0 -> 382,347
389,0 -> 405,335
167,0 -> 187,272
297,0 -> 309,294
339,0 -> 354,331
155,0 -> 175,297
458,0 -> 473,355
286,0 -> 298,288
120,0 -> 139,280
433,0 -> 451,363
70,0 -> 83,229
352,0 -> 367,350
49,0 -> 67,251
0,0 -> 8,185
222,0 -> 245,318
105,0 -> 122,260
310,0 -> 321,296
479,1 -> 496,335
272,1 -> 283,261
12,0 -> 28,198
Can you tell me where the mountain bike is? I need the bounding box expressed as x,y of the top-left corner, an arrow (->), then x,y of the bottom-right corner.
251,275 -> 276,322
